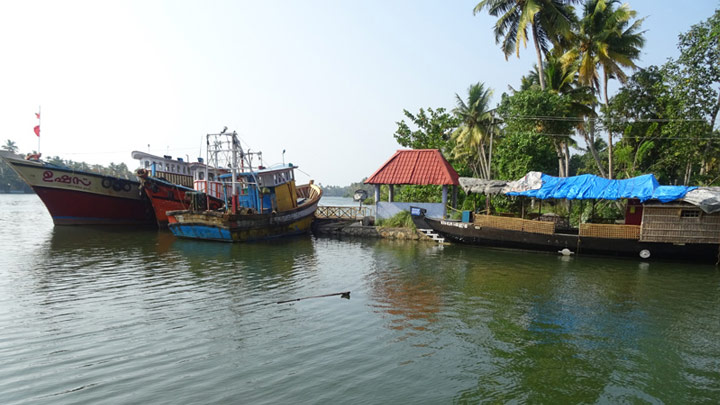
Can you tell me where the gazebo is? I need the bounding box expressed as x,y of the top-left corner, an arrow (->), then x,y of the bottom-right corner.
365,149 -> 460,219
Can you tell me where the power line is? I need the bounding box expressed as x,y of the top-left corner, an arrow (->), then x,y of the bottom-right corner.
498,115 -> 709,123
513,132 -> 719,140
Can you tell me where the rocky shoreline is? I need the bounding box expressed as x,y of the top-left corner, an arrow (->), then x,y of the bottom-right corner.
312,219 -> 434,241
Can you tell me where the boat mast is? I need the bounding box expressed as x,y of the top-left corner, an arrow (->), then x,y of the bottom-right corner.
231,131 -> 239,214
205,134 -> 210,210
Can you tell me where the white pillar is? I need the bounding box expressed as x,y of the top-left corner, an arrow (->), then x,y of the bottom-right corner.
442,185 -> 448,218
389,184 -> 394,202
374,184 -> 381,220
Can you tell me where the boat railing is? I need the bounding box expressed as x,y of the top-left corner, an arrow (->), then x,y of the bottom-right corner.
193,180 -> 224,199
473,215 -> 555,235
315,205 -> 373,220
579,223 -> 641,239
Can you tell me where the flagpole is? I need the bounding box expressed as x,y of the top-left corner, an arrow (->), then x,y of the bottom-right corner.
37,105 -> 41,155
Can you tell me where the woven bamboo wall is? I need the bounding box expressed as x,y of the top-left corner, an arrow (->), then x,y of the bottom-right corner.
474,215 -> 555,235
579,223 -> 640,239
640,205 -> 720,244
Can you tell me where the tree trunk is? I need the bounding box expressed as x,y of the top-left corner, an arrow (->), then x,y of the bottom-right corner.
604,69 -> 613,179
603,68 -> 613,180
532,23 -> 546,91
582,120 -> 607,178
554,141 -> 565,177
684,161 -> 692,185
564,141 -> 570,177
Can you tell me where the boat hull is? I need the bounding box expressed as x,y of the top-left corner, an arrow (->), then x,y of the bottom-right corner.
1,154 -> 155,226
414,213 -> 720,262
167,185 -> 322,242
137,173 -> 224,228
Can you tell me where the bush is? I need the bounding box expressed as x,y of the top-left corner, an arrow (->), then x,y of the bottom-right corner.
376,210 -> 416,230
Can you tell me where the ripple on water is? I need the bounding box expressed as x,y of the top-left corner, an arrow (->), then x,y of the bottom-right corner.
1,196 -> 720,403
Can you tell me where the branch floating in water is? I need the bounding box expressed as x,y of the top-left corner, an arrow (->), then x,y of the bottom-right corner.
277,291 -> 350,304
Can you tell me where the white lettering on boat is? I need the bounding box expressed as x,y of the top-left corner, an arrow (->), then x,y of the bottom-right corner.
441,221 -> 469,229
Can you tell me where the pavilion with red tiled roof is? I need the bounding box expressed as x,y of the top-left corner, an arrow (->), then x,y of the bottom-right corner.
365,149 -> 459,218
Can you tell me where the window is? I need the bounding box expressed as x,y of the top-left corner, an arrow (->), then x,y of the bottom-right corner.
144,160 -> 149,168
681,209 -> 700,218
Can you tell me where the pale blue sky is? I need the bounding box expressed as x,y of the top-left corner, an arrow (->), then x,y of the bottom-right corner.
1,0 -> 717,185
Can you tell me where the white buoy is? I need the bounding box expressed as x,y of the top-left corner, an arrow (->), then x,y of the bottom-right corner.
559,248 -> 574,256
639,249 -> 651,259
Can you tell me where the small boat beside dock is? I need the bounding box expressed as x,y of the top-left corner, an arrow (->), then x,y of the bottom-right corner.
166,130 -> 322,242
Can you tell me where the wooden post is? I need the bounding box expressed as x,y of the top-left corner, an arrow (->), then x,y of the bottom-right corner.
521,198 -> 525,219
442,185 -> 448,218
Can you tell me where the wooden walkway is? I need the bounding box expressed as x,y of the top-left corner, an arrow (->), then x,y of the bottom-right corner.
315,205 -> 373,220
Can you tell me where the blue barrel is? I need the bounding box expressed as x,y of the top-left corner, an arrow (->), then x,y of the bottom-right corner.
461,210 -> 471,223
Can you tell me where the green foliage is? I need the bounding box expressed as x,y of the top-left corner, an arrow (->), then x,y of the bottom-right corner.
376,210 -> 416,230
321,178 -> 374,198
394,107 -> 460,153
494,89 -> 575,180
393,185 -> 443,203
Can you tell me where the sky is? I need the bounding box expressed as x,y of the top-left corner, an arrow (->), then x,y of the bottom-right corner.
0,0 -> 717,186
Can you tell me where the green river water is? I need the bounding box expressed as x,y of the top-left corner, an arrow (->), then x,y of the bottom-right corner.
0,194 -> 719,404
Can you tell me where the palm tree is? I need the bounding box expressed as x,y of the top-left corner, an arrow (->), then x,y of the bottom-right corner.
518,53 -> 596,176
452,83 -> 497,179
2,140 -> 18,154
474,0 -> 577,90
561,0 -> 645,178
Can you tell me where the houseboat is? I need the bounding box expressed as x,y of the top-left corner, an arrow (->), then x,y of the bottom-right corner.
413,172 -> 720,262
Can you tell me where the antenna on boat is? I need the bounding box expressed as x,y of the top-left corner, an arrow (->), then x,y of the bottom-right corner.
282,149 -> 286,165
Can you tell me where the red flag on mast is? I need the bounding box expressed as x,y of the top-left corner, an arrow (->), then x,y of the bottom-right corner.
35,112 -> 40,119
34,125 -> 40,137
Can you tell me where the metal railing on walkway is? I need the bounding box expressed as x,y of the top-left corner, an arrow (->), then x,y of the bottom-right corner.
315,205 -> 373,220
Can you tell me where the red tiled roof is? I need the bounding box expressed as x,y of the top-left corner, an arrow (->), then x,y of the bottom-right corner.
364,149 -> 459,186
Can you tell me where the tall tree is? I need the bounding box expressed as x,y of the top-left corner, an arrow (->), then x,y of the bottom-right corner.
474,0 -> 577,90
495,89 -> 575,180
393,107 -> 460,153
670,9 -> 720,180
561,0 -> 645,179
2,140 -> 18,154
452,83 -> 497,179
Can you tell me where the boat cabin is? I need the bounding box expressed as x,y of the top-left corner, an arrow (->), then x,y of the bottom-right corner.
222,165 -> 299,214
132,151 -> 204,188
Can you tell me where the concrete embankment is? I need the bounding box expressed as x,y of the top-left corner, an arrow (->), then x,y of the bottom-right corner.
312,219 -> 433,241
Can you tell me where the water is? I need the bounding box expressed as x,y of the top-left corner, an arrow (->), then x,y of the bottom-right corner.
1,194 -> 719,404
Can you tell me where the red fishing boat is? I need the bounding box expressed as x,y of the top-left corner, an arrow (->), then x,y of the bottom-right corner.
132,151 -> 225,227
0,151 -> 155,226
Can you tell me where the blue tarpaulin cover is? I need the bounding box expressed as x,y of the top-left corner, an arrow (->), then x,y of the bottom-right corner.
506,173 -> 695,202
